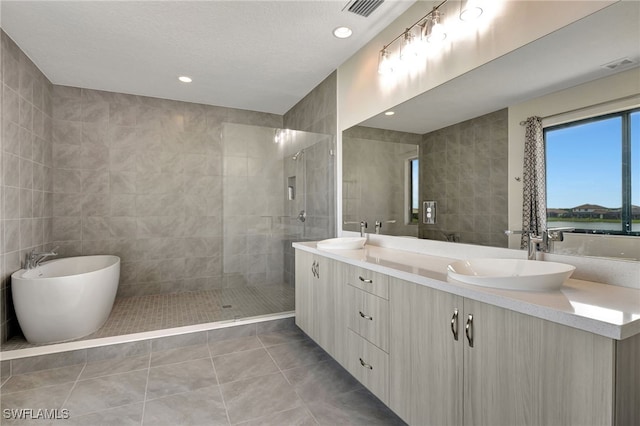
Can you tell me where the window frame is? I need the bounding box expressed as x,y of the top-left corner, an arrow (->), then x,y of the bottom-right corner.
405,157 -> 419,225
543,107 -> 640,236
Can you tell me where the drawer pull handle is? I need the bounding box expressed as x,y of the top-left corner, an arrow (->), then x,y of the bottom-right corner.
451,309 -> 459,341
359,311 -> 373,321
465,314 -> 474,348
359,358 -> 373,370
358,276 -> 373,283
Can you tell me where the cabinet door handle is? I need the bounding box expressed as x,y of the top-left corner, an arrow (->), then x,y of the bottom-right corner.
311,261 -> 316,278
451,309 -> 459,341
359,311 -> 373,321
465,314 -> 474,348
359,357 -> 373,370
316,262 -> 319,279
358,276 -> 373,283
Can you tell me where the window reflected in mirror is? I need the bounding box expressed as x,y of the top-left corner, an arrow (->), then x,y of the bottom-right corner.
545,108 -> 640,236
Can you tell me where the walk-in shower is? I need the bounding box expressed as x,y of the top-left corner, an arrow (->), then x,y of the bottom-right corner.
2,123 -> 335,351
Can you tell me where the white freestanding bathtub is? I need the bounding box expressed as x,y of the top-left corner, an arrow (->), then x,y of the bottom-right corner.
11,255 -> 120,344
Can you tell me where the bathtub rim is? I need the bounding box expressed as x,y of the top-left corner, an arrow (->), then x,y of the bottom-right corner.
11,255 -> 121,281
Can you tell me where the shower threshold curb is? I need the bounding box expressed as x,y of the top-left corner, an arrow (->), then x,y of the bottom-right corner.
0,311 -> 295,361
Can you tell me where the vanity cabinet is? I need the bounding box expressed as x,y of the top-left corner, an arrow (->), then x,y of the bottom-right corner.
294,247 -> 639,425
462,298 -> 615,426
389,278 -> 463,425
343,264 -> 391,403
390,277 -> 618,426
294,250 -> 344,361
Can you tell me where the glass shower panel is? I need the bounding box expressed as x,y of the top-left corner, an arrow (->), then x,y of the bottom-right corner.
221,124 -> 335,292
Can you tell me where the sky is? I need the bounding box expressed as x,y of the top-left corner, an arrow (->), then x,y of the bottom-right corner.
545,111 -> 639,209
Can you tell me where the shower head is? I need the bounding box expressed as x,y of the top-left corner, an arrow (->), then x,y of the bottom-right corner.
292,150 -> 304,160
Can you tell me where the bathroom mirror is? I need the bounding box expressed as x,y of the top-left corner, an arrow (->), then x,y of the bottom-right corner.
342,2 -> 640,259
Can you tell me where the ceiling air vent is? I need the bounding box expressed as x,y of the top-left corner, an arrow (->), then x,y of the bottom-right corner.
601,57 -> 635,70
344,0 -> 385,18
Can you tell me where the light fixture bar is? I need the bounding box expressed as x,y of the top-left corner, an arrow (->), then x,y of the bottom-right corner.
377,0 -> 450,74
379,0 -> 448,51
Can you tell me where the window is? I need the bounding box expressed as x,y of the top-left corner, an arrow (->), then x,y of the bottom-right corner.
407,158 -> 419,223
545,108 -> 639,235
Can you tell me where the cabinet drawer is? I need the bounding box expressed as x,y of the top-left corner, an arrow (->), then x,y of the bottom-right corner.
345,265 -> 389,299
346,285 -> 389,352
347,329 -> 389,404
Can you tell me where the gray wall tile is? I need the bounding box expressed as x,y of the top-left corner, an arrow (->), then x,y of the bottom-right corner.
1,30 -> 54,343
420,109 -> 508,247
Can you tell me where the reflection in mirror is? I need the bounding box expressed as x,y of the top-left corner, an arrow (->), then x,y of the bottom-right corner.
341,1 -> 640,259
342,127 -> 420,237
343,109 -> 508,246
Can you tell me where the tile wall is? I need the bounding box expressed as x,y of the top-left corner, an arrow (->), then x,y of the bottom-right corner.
1,31 -> 54,342
50,87 -> 282,298
342,126 -> 421,237
283,71 -> 336,136
419,108 -> 509,247
282,72 -> 337,284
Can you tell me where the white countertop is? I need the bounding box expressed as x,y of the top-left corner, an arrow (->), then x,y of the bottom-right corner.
293,242 -> 640,340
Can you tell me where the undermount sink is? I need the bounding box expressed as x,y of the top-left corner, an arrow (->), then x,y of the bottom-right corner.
447,259 -> 576,291
316,237 -> 366,250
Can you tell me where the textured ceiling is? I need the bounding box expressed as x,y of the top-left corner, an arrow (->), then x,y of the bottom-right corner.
1,0 -> 416,114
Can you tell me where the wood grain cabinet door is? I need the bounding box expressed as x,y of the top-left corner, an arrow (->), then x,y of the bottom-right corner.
462,298 -> 615,426
389,278 -> 463,426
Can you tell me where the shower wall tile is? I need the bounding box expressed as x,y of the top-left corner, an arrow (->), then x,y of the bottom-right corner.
1,31 -> 54,343
282,72 -> 337,285
420,109 -> 508,247
51,85 -> 283,300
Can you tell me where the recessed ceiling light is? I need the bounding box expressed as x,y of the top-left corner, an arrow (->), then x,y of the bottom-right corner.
178,76 -> 192,83
385,111 -> 395,116
333,27 -> 353,39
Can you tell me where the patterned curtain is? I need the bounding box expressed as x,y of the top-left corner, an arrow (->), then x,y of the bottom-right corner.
521,117 -> 547,249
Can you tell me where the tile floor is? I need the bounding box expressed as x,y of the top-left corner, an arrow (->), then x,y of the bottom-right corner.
3,286 -> 295,351
0,326 -> 406,425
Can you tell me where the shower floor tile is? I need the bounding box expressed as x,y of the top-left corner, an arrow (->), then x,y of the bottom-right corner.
1,285 -> 294,352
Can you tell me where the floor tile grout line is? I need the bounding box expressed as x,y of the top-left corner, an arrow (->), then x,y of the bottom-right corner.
59,362 -> 87,413
0,366 -> 86,404
206,340 -> 232,426
139,352 -> 153,426
261,330 -> 321,425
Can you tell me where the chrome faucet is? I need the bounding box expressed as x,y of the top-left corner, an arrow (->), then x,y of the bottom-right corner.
526,234 -> 544,260
506,227 -> 575,260
375,220 -> 382,234
360,221 -> 368,237
545,227 -> 575,252
24,247 -> 58,270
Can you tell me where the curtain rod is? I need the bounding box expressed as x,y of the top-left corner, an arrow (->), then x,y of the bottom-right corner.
519,93 -> 640,126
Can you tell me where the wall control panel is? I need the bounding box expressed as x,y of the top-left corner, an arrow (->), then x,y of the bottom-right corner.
423,201 -> 436,224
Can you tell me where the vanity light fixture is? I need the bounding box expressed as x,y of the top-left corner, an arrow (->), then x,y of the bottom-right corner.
376,0 -> 487,76
425,10 -> 447,43
333,26 -> 353,39
178,76 -> 192,83
460,0 -> 483,22
378,48 -> 394,75
400,28 -> 419,61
